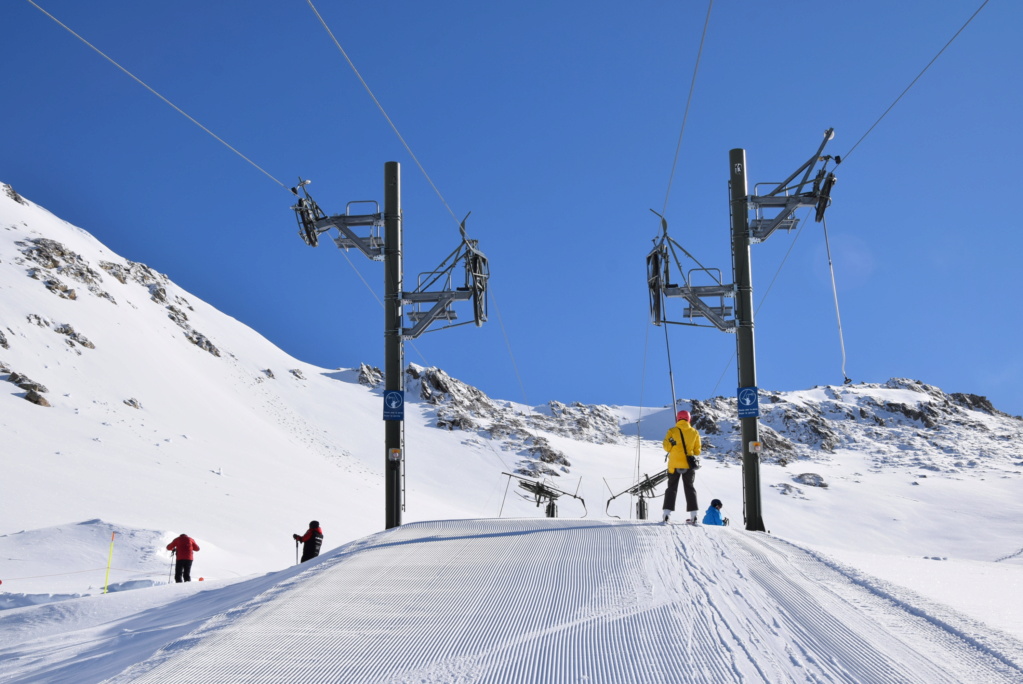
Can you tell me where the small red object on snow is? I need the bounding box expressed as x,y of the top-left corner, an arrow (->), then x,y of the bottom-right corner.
199,577 -> 204,581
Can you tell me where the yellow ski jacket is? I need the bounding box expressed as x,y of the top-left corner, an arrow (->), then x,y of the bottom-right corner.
663,419 -> 702,473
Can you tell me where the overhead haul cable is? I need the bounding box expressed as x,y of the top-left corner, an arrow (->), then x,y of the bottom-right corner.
843,0 -> 990,161
25,0 -> 290,192
305,0 -> 528,404
304,0 -> 463,232
661,0 -> 714,216
26,0 -> 410,358
647,0 -> 714,443
709,1 -> 989,393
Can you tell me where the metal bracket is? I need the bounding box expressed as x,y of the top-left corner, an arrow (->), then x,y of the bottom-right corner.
748,193 -> 817,242
327,201 -> 385,260
291,182 -> 386,259
402,288 -> 472,340
748,128 -> 839,241
400,213 -> 489,339
291,177 -> 489,341
648,238 -> 737,332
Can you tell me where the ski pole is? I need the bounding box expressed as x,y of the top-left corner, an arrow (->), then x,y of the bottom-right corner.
295,539 -> 300,565
168,549 -> 176,583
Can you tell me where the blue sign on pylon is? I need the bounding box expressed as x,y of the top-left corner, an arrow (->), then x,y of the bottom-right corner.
737,386 -> 759,419
383,391 -> 404,421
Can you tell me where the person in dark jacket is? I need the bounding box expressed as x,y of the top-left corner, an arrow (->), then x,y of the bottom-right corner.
166,533 -> 200,583
293,521 -> 323,562
661,409 -> 702,524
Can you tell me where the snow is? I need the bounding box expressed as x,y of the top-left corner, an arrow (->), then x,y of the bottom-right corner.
2,184 -> 1023,681
5,520 -> 1023,683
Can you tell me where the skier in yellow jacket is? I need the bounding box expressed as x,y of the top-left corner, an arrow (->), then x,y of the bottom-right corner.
662,409 -> 702,524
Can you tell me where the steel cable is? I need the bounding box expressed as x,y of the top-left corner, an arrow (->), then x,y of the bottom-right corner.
843,0 -> 990,161
25,0 -> 290,191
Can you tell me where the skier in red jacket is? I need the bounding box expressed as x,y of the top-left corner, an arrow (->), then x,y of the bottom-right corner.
166,533 -> 200,583
293,521 -> 323,563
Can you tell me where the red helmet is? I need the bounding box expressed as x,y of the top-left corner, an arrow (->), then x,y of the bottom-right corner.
676,410 -> 691,422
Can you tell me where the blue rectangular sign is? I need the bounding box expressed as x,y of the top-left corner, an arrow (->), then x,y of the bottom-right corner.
737,386 -> 760,419
383,390 -> 404,421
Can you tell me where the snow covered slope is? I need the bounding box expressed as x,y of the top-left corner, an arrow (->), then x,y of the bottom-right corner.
4,520 -> 1023,683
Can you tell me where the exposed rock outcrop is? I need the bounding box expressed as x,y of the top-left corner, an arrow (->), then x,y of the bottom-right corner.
794,473 -> 827,488
406,364 -> 593,476
53,324 -> 95,350
2,183 -> 26,205
18,238 -> 113,302
9,372 -> 48,394
25,389 -> 50,407
358,363 -> 383,387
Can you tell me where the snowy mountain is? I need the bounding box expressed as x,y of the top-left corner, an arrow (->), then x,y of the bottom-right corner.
2,183 -> 1023,681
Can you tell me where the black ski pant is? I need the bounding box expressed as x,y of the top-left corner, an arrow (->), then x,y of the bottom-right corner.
174,559 -> 193,583
662,469 -> 698,513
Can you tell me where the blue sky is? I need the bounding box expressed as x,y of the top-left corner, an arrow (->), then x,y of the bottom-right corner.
4,0 -> 1021,416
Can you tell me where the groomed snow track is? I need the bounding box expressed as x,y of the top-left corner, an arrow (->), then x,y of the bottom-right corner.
110,519 -> 1023,683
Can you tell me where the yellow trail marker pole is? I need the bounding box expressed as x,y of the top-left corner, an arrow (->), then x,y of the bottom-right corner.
103,532 -> 115,594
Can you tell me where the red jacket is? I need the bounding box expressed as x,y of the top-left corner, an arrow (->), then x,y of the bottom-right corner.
167,534 -> 200,560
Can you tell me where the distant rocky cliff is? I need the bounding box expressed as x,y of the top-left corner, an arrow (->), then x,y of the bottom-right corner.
369,364 -> 1023,479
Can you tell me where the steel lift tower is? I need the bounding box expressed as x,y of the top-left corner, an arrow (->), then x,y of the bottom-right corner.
291,162 -> 489,529
647,130 -> 839,531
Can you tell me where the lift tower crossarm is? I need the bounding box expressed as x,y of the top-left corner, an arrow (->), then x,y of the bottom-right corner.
649,232 -> 736,332
401,215 -> 490,340
747,129 -> 837,242
401,289 -> 472,340
759,128 -> 835,198
292,182 -> 386,260
663,283 -> 736,331
325,206 -> 385,260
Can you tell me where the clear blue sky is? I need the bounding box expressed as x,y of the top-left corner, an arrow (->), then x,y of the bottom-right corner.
4,1 -> 1021,416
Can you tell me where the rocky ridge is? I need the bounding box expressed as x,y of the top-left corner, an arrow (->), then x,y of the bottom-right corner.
355,363 -> 625,477
372,365 -> 1023,479
12,236 -> 220,357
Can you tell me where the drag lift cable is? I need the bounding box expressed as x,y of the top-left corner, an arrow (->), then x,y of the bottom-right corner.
821,216 -> 851,384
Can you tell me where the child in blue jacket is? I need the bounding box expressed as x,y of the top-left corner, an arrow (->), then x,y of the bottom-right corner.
702,499 -> 728,526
